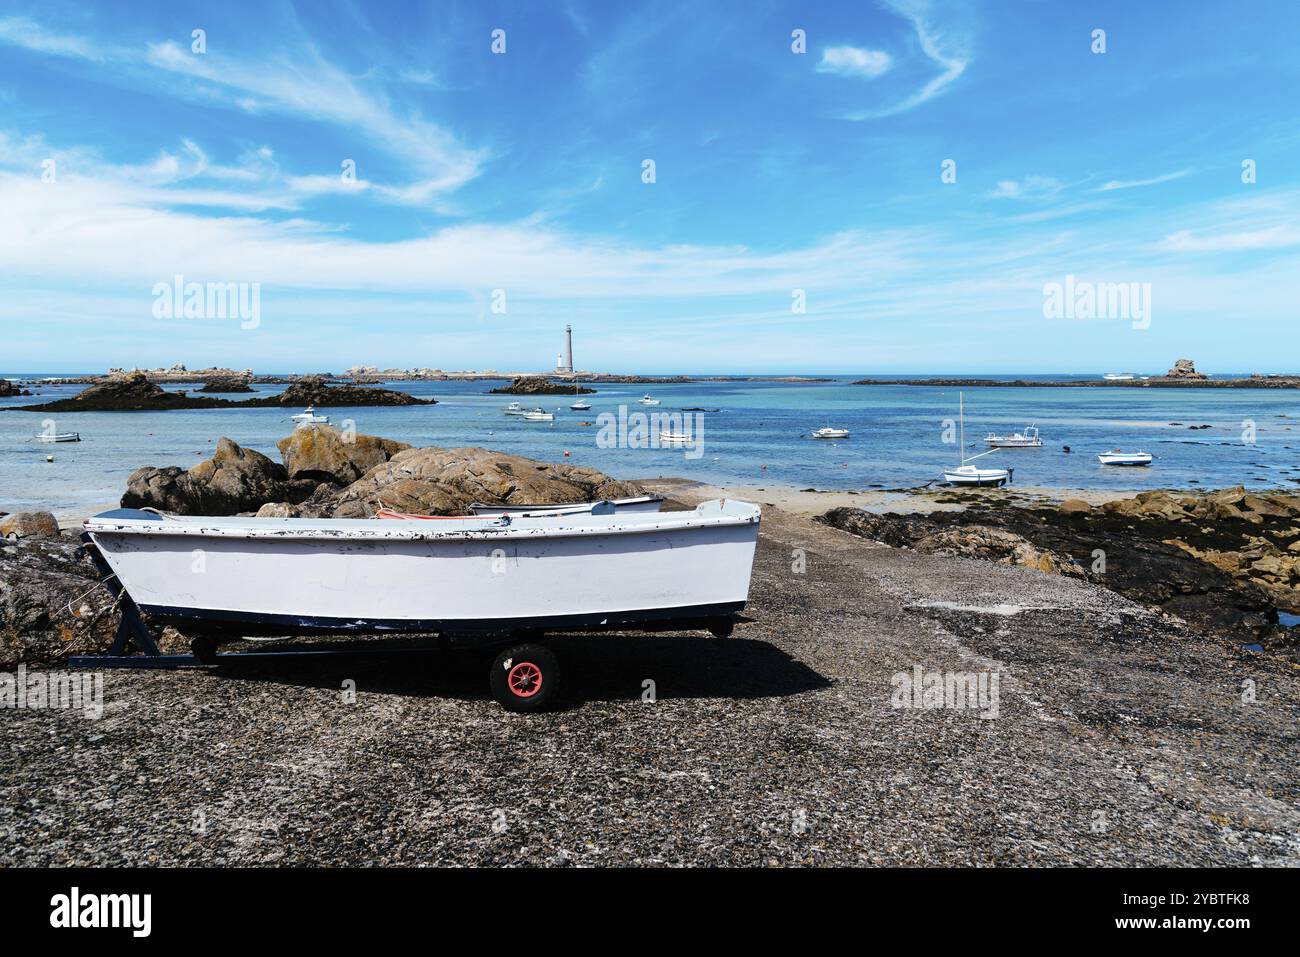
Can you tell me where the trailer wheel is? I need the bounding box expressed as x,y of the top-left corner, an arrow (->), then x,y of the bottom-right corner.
490,643 -> 559,713
707,617 -> 734,638
190,635 -> 220,664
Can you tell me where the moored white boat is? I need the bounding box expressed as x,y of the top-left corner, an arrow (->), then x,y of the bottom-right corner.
522,408 -> 554,421
638,394 -> 660,405
503,401 -> 527,415
36,431 -> 81,443
1097,450 -> 1153,466
984,425 -> 1041,448
570,400 -> 591,411
82,500 -> 759,638
467,494 -> 665,516
811,427 -> 849,440
291,405 -> 330,424
943,465 -> 1013,487
659,430 -> 693,444
944,393 -> 1011,487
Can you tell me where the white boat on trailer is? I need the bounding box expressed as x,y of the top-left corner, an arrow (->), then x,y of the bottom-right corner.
1097,450 -> 1153,466
82,499 -> 759,711
465,494 -> 665,516
984,425 -> 1041,448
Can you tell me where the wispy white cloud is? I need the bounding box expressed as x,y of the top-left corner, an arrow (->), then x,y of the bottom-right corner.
817,46 -> 893,80
987,176 -> 1063,200
841,0 -> 971,120
1157,225 -> 1300,252
1097,169 -> 1192,192
0,18 -> 485,206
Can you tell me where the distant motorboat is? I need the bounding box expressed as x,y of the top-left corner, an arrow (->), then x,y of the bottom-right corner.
291,405 -> 330,424
811,427 -> 850,440
638,394 -> 661,406
503,401 -> 527,416
570,400 -> 591,411
1097,450 -> 1153,466
1103,373 -> 1136,381
36,431 -> 80,443
985,425 -> 1042,448
659,430 -> 694,444
522,408 -> 554,422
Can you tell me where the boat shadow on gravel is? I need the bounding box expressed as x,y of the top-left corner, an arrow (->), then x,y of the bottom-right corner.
201,631 -> 831,710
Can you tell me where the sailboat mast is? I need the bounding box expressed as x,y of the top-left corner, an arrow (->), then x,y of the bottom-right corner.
959,392 -> 965,465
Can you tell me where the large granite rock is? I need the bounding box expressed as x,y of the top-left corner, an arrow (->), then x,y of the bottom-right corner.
1165,358 -> 1207,379
0,511 -> 60,539
262,376 -> 433,408
306,446 -> 642,518
488,375 -> 594,395
277,425 -> 411,484
198,375 -> 254,393
121,438 -> 318,515
0,379 -> 31,397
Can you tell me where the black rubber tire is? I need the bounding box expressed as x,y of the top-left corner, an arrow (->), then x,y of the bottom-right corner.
707,616 -> 735,638
190,635 -> 220,664
489,643 -> 560,713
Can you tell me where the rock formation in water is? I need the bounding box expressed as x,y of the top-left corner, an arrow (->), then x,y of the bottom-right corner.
488,375 -> 595,396
1165,357 -> 1207,379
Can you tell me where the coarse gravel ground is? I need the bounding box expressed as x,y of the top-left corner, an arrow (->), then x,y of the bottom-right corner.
2,502 -> 1297,866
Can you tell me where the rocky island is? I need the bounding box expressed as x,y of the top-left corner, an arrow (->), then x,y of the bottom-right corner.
488,375 -> 596,396
9,372 -> 433,413
853,358 -> 1300,388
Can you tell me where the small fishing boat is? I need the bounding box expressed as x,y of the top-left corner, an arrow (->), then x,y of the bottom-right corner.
812,427 -> 849,440
83,500 -> 759,710
659,430 -> 693,444
291,406 -> 330,424
638,394 -> 661,406
944,393 -> 1011,487
985,425 -> 1041,448
467,494 -> 666,516
1097,450 -> 1153,466
503,401 -> 527,416
36,431 -> 81,443
522,408 -> 554,422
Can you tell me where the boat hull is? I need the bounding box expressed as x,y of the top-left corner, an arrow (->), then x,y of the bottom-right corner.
943,469 -> 1010,487
84,501 -> 757,638
469,495 -> 664,515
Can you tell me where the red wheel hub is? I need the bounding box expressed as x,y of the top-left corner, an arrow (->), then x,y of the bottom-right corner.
507,661 -> 543,698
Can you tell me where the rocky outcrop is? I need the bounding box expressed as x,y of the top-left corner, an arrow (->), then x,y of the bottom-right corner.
121,438 -> 317,515
13,372 -> 432,413
0,512 -> 60,539
277,425 -> 410,484
0,380 -> 31,397
488,375 -> 594,395
198,375 -> 254,393
299,446 -> 642,518
256,376 -> 432,408
1164,358 -> 1207,379
820,486 -> 1300,646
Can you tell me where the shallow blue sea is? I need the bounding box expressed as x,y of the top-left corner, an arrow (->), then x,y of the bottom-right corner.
3,374 -> 1298,518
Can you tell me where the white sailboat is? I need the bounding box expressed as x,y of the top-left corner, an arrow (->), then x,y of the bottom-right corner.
943,393 -> 1012,487
812,427 -> 850,440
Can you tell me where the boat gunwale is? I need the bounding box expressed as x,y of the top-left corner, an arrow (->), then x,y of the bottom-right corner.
84,502 -> 759,543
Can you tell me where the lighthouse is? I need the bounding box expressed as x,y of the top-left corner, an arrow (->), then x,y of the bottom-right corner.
557,324 -> 574,373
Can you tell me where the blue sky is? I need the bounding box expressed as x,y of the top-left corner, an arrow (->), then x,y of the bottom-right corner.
1,0 -> 1298,374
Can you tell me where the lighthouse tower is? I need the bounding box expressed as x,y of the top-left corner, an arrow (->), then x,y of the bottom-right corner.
557,324 -> 574,373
